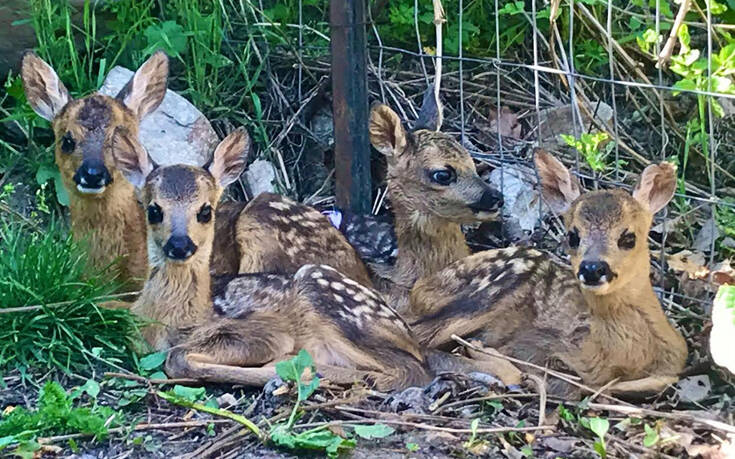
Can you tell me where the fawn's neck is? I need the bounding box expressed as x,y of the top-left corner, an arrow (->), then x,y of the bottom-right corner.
133,250 -> 213,333
391,202 -> 469,288
68,181 -> 146,285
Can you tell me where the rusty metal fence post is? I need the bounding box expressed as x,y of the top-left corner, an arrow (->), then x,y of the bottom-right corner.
330,0 -> 372,214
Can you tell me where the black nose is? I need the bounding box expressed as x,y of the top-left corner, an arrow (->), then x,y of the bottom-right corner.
470,188 -> 504,213
163,236 -> 197,260
73,162 -> 112,189
577,260 -> 613,285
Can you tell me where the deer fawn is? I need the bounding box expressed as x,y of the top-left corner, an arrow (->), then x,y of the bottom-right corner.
409,150 -> 688,396
112,127 -> 434,390
22,51 -> 169,289
358,90 -> 503,310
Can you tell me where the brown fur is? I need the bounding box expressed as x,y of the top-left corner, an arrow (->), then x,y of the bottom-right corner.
114,129 -> 429,391
230,193 -> 373,286
22,52 -> 169,290
409,151 -> 687,397
368,104 -> 501,310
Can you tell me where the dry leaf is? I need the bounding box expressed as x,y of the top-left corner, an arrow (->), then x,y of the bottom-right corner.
667,250 -> 709,279
489,105 -> 521,138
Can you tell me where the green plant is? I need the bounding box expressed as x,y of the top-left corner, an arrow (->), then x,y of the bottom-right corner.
560,132 -> 610,172
0,219 -> 140,372
643,423 -> 659,447
0,380 -> 120,455
269,350 -> 355,457
581,417 -> 609,459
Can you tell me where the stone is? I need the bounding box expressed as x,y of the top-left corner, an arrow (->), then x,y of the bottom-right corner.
98,66 -> 218,167
244,158 -> 277,196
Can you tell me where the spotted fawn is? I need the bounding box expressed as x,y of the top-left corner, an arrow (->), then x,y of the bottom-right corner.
409,150 -> 688,396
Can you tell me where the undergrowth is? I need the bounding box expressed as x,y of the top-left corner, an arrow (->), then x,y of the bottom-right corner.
0,218 -> 140,373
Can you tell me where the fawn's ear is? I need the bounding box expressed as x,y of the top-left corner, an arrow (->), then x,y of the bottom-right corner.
21,52 -> 71,121
111,127 -> 155,190
633,162 -> 676,214
207,127 -> 250,188
413,84 -> 443,131
369,104 -> 407,157
534,149 -> 582,215
116,50 -> 168,119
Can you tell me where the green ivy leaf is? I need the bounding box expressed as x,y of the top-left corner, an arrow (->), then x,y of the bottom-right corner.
353,424 -> 395,439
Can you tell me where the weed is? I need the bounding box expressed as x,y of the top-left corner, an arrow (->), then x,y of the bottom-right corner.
581,417 -> 609,458
0,380 -> 120,455
560,132 -> 610,172
0,219 -> 140,372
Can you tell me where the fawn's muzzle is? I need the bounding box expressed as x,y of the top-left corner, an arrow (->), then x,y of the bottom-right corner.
163,235 -> 197,260
577,260 -> 614,286
469,188 -> 504,214
73,160 -> 112,193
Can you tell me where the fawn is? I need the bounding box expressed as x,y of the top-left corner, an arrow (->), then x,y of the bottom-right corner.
357,91 -> 503,310
22,51 -> 168,289
113,126 -> 513,391
111,126 -> 432,390
409,150 -> 688,396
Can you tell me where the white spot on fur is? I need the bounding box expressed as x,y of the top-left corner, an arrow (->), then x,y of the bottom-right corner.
331,282 -> 345,291
269,201 -> 292,211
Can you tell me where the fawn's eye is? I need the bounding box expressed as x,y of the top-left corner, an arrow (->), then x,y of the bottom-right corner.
147,204 -> 163,224
618,229 -> 636,250
429,167 -> 457,186
568,228 -> 580,249
60,132 -> 75,154
197,204 -> 212,223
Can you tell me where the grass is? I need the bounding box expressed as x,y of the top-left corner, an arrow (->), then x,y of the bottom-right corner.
0,218 -> 141,373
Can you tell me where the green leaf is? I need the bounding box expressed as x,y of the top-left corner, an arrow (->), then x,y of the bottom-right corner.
0,436 -> 15,449
353,424 -> 395,439
672,78 -> 697,96
75,379 -> 100,399
35,164 -> 69,207
643,423 -> 659,447
593,440 -> 607,458
709,0 -> 728,14
588,417 -> 609,440
139,351 -> 167,371
144,21 -> 188,57
406,442 -> 419,451
498,1 -> 525,15
172,385 -> 206,402
275,349 -> 319,401
711,76 -> 733,94
677,24 -> 691,54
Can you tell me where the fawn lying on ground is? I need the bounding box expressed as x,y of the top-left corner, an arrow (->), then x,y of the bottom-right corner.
113,126 -> 510,391
409,150 -> 688,396
341,90 -> 503,310
22,51 -> 168,289
112,126 -> 430,389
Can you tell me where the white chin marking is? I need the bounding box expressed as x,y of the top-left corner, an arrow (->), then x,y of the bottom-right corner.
77,184 -> 106,194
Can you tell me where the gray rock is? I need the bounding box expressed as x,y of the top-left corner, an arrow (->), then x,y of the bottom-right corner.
98,66 -> 218,167
244,159 -> 277,196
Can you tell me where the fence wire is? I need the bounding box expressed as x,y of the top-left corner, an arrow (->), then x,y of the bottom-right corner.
286,0 -> 734,308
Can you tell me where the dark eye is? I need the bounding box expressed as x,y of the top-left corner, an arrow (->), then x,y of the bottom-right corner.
568,228 -> 580,249
429,167 -> 457,186
618,230 -> 636,250
60,132 -> 75,154
197,204 -> 212,223
147,204 -> 163,224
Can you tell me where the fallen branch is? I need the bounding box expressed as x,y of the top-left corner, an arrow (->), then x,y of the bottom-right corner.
658,0 -> 692,69
588,402 -> 735,435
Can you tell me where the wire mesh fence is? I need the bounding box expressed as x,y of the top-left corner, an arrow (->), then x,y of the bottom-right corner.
274,0 -> 735,312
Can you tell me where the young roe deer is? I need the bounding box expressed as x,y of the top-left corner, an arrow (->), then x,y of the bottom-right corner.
358,93 -> 503,310
22,51 -> 169,289
112,126 -> 432,389
113,126 -> 515,391
408,150 -> 688,395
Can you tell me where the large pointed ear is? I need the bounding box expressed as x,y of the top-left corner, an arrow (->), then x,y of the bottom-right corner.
369,104 -> 407,157
115,51 -> 168,120
534,149 -> 582,215
207,127 -> 250,188
632,162 -> 676,214
21,52 -> 71,121
111,127 -> 155,190
413,84 -> 443,131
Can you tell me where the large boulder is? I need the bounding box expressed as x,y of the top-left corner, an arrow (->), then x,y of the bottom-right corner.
98,66 -> 218,167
